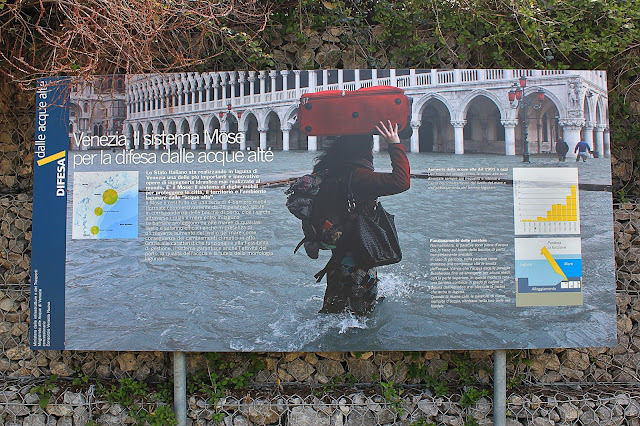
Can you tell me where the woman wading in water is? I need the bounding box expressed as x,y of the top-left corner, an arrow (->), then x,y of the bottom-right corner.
311,121 -> 410,315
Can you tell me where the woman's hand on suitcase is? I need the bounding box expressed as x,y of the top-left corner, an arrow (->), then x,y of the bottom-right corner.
376,120 -> 400,144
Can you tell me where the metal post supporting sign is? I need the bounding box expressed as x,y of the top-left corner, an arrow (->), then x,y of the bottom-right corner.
174,351 -> 187,426
494,349 -> 507,426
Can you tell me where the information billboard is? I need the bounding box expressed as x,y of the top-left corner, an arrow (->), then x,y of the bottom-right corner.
31,69 -> 616,351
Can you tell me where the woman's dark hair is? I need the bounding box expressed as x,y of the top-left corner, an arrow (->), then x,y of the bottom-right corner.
313,134 -> 373,173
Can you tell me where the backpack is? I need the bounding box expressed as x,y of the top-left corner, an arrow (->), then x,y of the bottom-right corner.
285,170 -> 349,261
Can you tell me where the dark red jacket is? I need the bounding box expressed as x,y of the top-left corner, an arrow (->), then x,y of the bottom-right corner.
351,143 -> 410,202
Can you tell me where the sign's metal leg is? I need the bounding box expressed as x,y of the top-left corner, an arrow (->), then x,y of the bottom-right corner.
493,349 -> 507,426
174,351 -> 187,426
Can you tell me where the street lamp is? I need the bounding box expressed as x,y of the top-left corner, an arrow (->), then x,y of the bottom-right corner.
508,77 -> 545,163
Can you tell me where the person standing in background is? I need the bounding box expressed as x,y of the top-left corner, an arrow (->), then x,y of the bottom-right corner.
556,139 -> 569,162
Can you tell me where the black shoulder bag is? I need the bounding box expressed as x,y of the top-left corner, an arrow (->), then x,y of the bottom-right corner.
346,172 -> 402,268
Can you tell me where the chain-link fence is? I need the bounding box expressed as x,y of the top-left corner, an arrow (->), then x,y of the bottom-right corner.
1,104 -> 639,424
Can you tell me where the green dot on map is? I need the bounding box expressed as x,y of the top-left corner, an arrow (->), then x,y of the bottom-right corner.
90,226 -> 99,235
95,207 -> 103,216
103,189 -> 118,205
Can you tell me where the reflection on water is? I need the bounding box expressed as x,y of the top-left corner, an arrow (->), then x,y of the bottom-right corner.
65,151 -> 616,351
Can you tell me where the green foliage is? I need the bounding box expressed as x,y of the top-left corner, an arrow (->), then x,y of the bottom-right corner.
464,414 -> 481,426
96,377 -> 177,426
344,372 -> 357,385
271,0 -> 639,68
30,375 -> 58,409
153,381 -> 173,404
459,386 -> 489,408
72,367 -> 89,386
380,381 -> 405,416
135,404 -> 178,426
452,356 -> 476,387
187,353 -> 264,422
101,377 -> 148,407
407,359 -> 449,397
507,352 -> 532,389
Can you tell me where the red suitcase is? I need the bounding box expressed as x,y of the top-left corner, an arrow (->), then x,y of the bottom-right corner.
298,86 -> 411,136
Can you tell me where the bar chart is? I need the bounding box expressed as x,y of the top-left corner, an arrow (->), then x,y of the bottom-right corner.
513,168 -> 580,235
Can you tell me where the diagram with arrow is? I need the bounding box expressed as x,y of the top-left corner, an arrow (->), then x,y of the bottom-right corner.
514,237 -> 583,307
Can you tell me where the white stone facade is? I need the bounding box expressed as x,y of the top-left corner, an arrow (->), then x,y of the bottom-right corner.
68,76 -> 127,148
119,69 -> 609,156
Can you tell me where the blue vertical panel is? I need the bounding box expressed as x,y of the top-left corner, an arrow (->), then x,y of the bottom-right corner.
30,78 -> 70,350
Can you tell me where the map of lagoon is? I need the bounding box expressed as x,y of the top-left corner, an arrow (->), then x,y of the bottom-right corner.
72,171 -> 139,239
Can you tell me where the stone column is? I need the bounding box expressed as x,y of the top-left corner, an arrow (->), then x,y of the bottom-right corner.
559,120 -> 584,154
410,122 -> 421,153
594,125 -> 605,158
373,135 -> 380,153
259,127 -> 268,150
248,71 -> 257,98
282,127 -> 291,151
604,128 -> 610,158
294,70 -> 301,97
537,123 -> 542,153
501,119 -> 518,155
125,127 -> 132,149
220,75 -> 227,105
309,70 -> 317,92
220,118 -> 229,151
177,88 -> 184,107
229,73 -> 237,103
190,125 -> 198,150
205,130 -> 212,150
133,129 -> 140,149
583,125 -> 594,157
432,124 -> 438,152
307,135 -> 318,152
452,120 -> 466,154
281,70 -> 290,94
239,128 -> 247,151
269,71 -> 277,95
259,71 -> 266,95
238,71 -> 246,99
192,83 -> 199,104
204,81 -> 211,103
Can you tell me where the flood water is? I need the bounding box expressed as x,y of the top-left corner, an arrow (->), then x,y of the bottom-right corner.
65,150 -> 616,351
